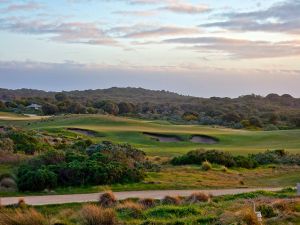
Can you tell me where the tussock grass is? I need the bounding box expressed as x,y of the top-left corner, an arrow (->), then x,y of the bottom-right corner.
99,191 -> 117,208
80,204 -> 117,225
186,192 -> 210,203
0,208 -> 48,225
138,198 -> 156,209
117,200 -> 143,218
201,160 -> 212,171
161,196 -> 181,205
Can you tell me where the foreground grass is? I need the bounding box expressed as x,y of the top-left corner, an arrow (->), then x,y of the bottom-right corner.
1,114 -> 300,156
2,189 -> 299,225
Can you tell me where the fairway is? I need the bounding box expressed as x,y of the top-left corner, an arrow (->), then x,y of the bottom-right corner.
2,114 -> 300,156
0,112 -> 48,121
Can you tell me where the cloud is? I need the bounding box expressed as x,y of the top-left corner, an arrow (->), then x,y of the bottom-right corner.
113,9 -> 158,17
158,1 -> 210,14
1,1 -> 42,12
202,0 -> 300,34
109,25 -> 200,38
115,0 -> 210,15
0,18 -> 118,46
163,37 -> 300,59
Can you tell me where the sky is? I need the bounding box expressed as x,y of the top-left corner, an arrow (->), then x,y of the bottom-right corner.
0,0 -> 299,97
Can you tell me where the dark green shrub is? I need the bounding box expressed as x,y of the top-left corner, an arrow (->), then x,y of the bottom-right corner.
171,149 -> 235,167
17,166 -> 57,191
258,204 -> 277,218
234,155 -> 258,169
16,142 -> 147,191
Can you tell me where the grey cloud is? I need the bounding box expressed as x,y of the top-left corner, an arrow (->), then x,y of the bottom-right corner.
1,1 -> 42,13
0,18 -> 118,46
163,37 -> 300,58
116,25 -> 200,38
202,0 -> 300,34
110,0 -> 210,15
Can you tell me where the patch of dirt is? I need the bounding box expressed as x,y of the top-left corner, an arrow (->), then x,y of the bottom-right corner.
190,135 -> 219,144
143,132 -> 182,143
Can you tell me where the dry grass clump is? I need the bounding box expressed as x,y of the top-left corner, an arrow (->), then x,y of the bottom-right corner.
50,209 -> 78,225
17,198 -> 27,209
138,198 -> 156,208
161,196 -> 181,205
117,200 -> 143,218
0,208 -> 48,225
80,204 -> 117,225
186,192 -> 210,203
242,208 -> 260,225
201,160 -> 212,171
221,166 -> 228,172
219,205 -> 260,225
99,191 -> 117,208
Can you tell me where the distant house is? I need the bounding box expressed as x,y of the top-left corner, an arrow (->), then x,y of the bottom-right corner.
26,103 -> 42,110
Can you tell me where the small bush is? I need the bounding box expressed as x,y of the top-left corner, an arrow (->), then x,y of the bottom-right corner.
138,198 -> 156,209
201,161 -> 212,171
0,208 -> 48,225
99,191 -> 117,208
162,196 -> 181,205
186,192 -> 210,203
81,204 -> 117,225
258,204 -> 277,218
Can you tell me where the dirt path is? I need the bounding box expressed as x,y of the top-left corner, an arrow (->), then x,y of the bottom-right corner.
0,187 -> 282,206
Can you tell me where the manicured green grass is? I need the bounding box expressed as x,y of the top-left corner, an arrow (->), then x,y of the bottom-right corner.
0,111 -> 47,121
2,114 -> 299,156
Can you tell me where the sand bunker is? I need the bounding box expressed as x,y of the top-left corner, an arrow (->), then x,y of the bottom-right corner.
143,132 -> 218,144
190,135 -> 218,144
67,128 -> 100,137
143,132 -> 182,143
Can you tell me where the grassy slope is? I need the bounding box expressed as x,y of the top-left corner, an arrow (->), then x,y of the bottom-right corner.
1,114 -> 299,156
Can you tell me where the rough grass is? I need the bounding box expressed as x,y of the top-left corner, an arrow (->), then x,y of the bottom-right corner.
144,205 -> 200,219
1,165 -> 299,197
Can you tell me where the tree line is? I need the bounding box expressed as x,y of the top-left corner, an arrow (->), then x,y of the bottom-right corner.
1,87 -> 300,129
